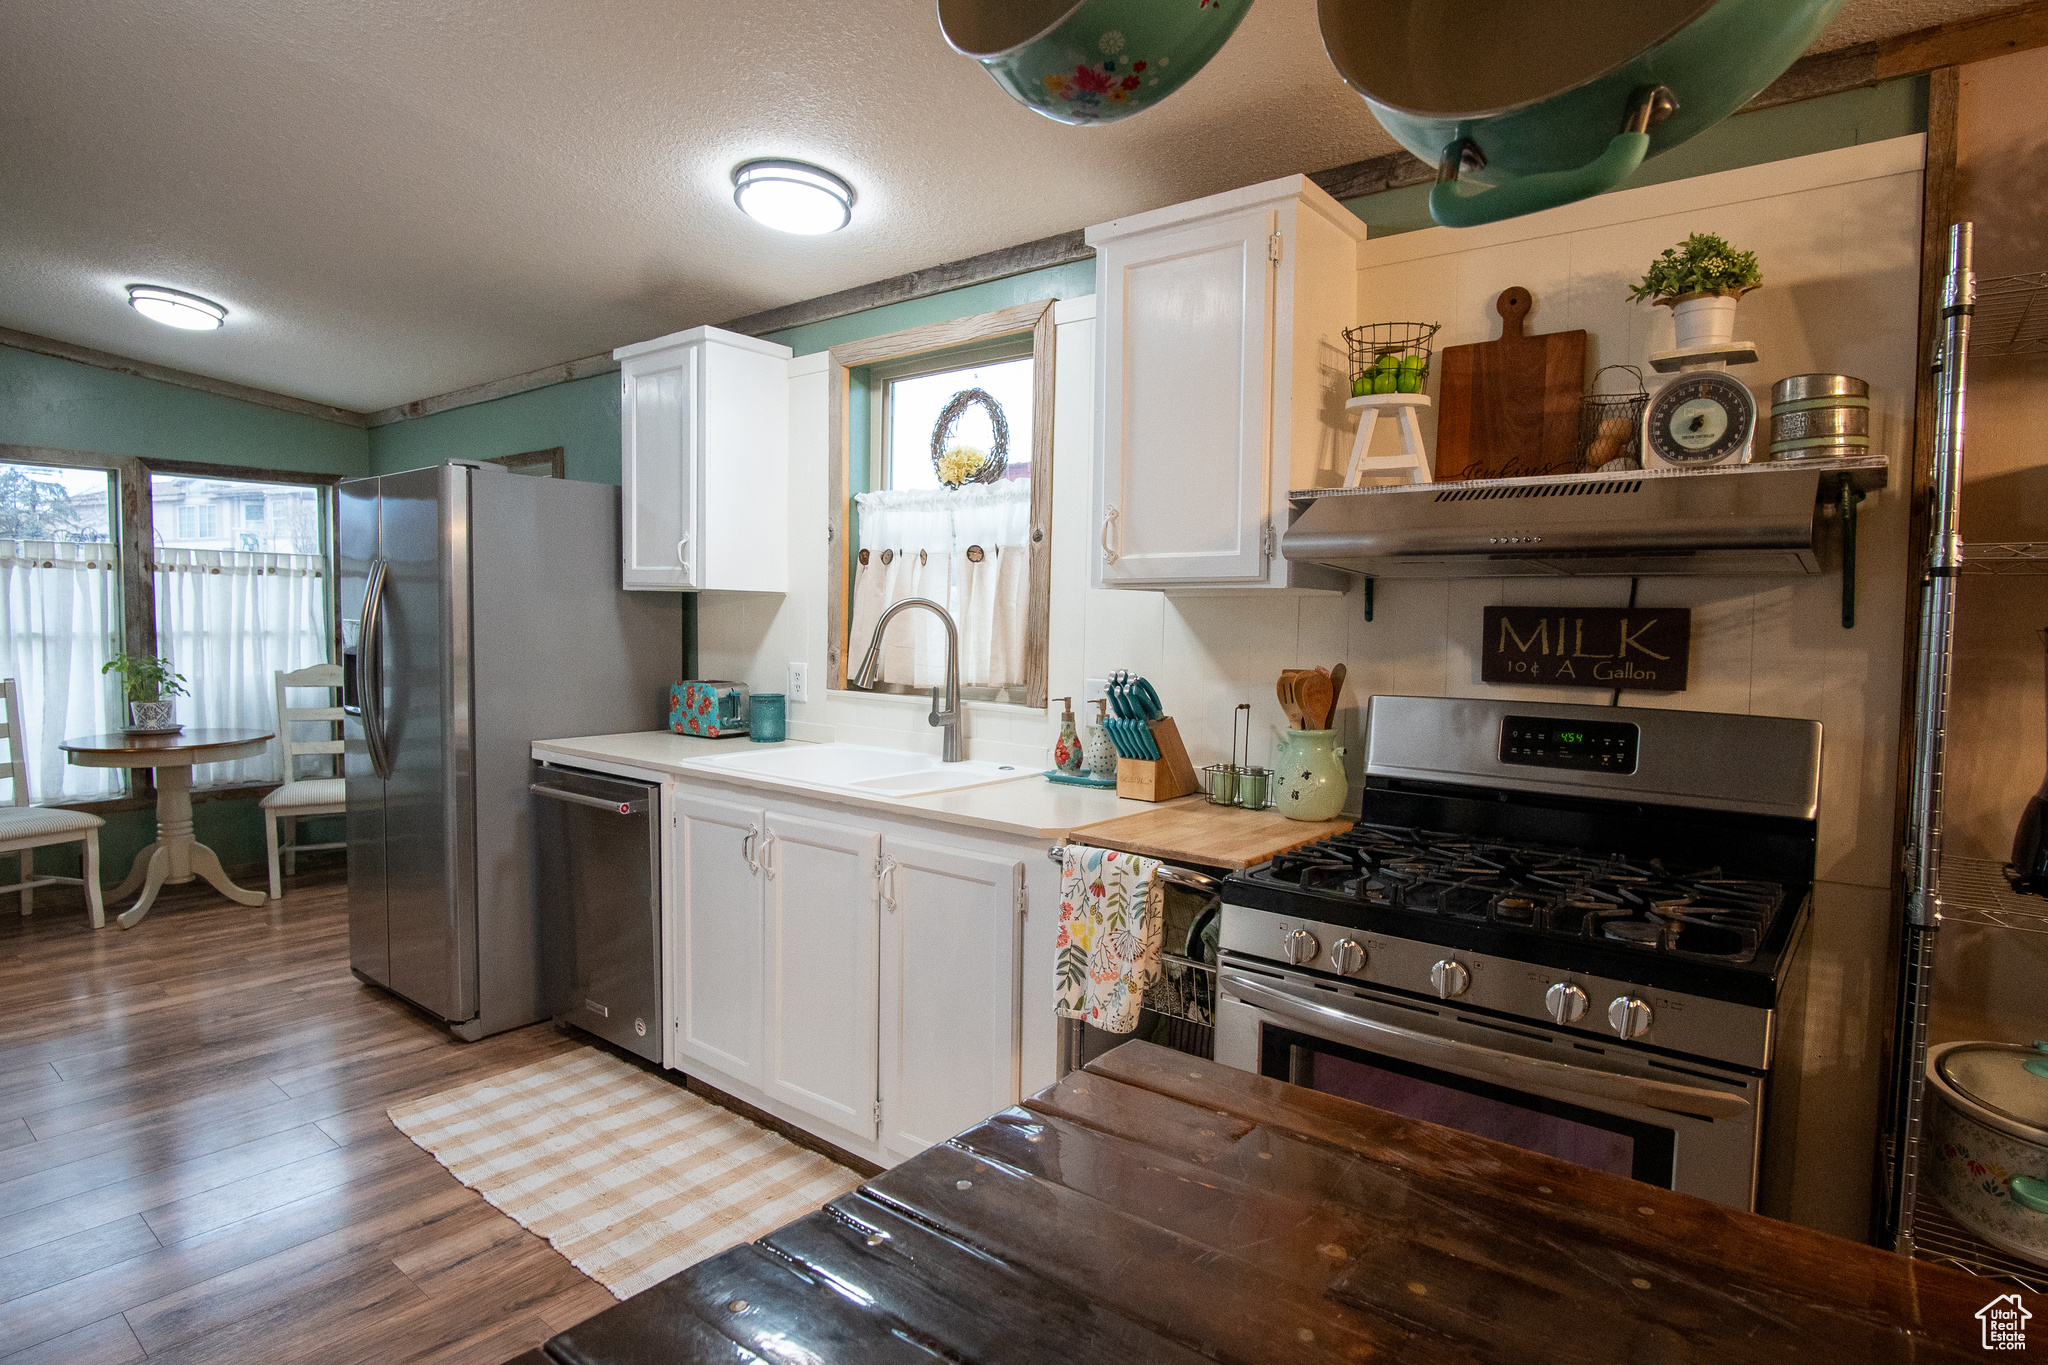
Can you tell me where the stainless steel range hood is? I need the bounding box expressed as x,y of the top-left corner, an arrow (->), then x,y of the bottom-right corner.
1282,456 -> 1887,578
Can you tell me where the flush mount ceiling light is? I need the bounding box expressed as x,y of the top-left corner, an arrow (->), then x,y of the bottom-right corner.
126,284 -> 227,330
731,159 -> 854,235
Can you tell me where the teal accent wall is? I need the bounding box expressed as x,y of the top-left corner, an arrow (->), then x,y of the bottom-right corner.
764,258 -> 1098,358
0,345 -> 369,474
365,369 -> 622,483
1348,75 -> 1929,238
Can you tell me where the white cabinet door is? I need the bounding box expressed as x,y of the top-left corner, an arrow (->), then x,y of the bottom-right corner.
877,836 -> 1022,1163
672,788 -> 761,1082
1096,207 -> 1275,586
620,346 -> 699,590
762,809 -> 881,1138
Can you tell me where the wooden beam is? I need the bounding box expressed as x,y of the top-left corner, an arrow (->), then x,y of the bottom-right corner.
359,351 -> 620,427
1308,149 -> 1433,203
0,327 -> 368,428
1876,0 -> 2048,77
718,231 -> 1091,340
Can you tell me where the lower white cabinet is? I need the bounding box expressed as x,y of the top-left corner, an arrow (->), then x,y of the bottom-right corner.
666,780 -> 1027,1165
762,810 -> 880,1138
878,835 -> 1022,1164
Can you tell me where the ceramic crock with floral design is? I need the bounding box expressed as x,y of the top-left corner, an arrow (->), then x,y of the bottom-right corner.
938,0 -> 1254,125
1925,1039 -> 2048,1268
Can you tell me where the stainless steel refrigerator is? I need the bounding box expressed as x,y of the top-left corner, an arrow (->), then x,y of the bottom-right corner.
340,462 -> 678,1040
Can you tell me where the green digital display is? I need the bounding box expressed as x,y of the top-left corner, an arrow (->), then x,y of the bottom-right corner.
1557,731 -> 1585,744
1500,716 -> 1641,774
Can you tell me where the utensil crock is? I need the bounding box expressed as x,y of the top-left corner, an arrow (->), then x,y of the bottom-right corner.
1273,729 -> 1347,822
939,0 -> 1254,126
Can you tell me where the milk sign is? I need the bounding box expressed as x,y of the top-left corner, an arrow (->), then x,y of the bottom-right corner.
1480,606 -> 1691,692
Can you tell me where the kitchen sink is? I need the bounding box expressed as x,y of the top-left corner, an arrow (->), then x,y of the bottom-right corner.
687,743 -> 1033,799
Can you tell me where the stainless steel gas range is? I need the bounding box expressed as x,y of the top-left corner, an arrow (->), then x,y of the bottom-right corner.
1216,695 -> 1823,1212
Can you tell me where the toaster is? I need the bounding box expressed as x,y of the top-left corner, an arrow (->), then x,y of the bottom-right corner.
670,680 -> 750,738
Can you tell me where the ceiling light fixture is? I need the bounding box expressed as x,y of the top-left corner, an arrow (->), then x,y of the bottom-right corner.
126,284 -> 228,330
731,159 -> 854,235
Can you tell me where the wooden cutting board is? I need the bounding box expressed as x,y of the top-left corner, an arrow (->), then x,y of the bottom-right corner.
1433,286 -> 1586,481
1067,798 -> 1351,871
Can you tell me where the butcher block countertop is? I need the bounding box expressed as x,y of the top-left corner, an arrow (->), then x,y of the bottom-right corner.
1067,796 -> 1352,869
520,1042 -> 1997,1365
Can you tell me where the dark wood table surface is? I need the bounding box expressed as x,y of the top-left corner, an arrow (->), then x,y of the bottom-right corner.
517,1040 -> 2013,1364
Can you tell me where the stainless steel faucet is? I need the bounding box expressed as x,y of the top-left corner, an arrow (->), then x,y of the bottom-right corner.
850,597 -> 963,762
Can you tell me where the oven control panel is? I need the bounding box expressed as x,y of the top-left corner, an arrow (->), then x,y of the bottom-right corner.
1499,716 -> 1639,773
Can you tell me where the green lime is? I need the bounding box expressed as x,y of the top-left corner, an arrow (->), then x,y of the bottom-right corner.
1350,373 -> 1369,397
1371,371 -> 1398,395
1373,353 -> 1400,373
1396,357 -> 1425,393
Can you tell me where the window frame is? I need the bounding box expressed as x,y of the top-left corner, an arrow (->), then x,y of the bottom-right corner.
0,443 -> 341,810
825,301 -> 1056,709
868,337 -> 1037,493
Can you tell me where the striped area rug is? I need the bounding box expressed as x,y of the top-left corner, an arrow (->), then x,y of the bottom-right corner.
389,1046 -> 864,1300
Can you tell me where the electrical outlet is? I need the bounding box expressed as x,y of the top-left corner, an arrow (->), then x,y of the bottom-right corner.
787,662 -> 809,703
1084,677 -> 1109,703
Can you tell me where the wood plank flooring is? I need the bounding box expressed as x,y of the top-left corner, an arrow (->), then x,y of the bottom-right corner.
0,865 -> 613,1364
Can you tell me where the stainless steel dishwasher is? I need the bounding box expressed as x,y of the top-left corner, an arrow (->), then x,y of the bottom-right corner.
531,763 -> 662,1063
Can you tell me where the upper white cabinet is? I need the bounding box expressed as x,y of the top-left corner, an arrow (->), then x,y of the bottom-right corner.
615,325 -> 792,593
1088,175 -> 1363,591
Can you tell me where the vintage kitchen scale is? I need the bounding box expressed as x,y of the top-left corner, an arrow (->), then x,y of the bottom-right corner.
1640,336 -> 1760,471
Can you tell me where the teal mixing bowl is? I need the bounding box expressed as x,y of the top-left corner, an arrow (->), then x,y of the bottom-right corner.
1318,0 -> 1845,226
939,0 -> 1255,125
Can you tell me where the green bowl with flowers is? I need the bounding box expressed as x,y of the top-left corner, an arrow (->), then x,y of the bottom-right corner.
939,0 -> 1255,126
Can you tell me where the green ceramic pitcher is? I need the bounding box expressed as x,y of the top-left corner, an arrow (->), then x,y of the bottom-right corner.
939,0 -> 1255,126
1275,729 -> 1347,823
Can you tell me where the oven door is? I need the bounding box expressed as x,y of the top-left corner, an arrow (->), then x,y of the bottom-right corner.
1215,957 -> 1762,1209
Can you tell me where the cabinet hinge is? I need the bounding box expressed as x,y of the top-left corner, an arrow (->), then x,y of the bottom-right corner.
1269,232 -> 1283,264
1016,883 -> 1028,917
1261,522 -> 1276,559
873,1099 -> 883,1126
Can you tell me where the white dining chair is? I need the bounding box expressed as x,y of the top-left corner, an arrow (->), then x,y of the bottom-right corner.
261,664 -> 347,900
0,677 -> 106,928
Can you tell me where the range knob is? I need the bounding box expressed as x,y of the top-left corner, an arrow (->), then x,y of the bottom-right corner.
1429,959 -> 1470,999
1330,939 -> 1367,975
1608,995 -> 1654,1040
1544,982 -> 1589,1025
1282,928 -> 1320,966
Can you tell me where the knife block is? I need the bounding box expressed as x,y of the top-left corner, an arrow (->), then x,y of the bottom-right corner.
1116,718 -> 1200,802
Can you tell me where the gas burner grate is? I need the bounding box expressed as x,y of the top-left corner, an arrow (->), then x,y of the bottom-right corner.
1254,822 -> 1785,963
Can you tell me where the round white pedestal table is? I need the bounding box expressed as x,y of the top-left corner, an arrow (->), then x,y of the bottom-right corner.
61,729 -> 274,929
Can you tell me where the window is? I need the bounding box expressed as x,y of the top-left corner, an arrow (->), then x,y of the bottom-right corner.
151,473 -> 331,785
827,301 -> 1056,709
0,461 -> 122,801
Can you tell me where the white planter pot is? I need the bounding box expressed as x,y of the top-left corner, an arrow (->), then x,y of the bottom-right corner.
128,699 -> 176,730
1669,293 -> 1741,350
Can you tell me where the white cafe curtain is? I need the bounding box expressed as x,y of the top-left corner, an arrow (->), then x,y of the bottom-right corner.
849,482 -> 1030,689
153,549 -> 329,786
0,541 -> 123,802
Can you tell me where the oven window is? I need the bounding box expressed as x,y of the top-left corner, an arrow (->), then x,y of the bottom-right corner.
1261,1026 -> 1676,1187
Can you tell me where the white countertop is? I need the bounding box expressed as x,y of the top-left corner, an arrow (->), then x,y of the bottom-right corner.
531,732 -> 1148,840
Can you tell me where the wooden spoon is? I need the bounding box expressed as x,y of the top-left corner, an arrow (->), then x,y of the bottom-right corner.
1277,671 -> 1304,729
1294,670 -> 1333,734
1326,663 -> 1347,729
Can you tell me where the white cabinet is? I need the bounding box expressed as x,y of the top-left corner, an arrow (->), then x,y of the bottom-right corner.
615,325 -> 792,593
665,780 -> 1030,1165
762,810 -> 880,1137
1087,175 -> 1362,592
877,835 -> 1021,1164
672,788 -> 766,1084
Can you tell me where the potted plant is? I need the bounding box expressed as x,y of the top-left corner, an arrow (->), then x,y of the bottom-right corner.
102,654 -> 189,730
1628,231 -> 1762,351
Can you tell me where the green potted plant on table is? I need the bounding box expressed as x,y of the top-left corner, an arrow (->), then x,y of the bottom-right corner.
1629,231 -> 1762,352
102,654 -> 189,732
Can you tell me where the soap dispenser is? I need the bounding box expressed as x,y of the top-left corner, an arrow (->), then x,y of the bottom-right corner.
1053,697 -> 1084,775
1083,697 -> 1118,780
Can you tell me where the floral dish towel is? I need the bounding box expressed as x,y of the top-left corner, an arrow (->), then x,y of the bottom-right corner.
1055,844 -> 1164,1035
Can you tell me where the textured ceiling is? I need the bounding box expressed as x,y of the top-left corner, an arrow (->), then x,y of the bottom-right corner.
0,0 -> 2014,412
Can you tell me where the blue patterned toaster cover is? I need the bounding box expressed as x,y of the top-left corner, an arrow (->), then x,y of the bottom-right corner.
670,681 -> 749,738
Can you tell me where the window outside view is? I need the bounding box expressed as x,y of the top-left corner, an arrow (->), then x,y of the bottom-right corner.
151,475 -> 323,554
885,355 -> 1033,490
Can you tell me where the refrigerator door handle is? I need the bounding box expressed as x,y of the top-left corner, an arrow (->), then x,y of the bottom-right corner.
359,557 -> 393,780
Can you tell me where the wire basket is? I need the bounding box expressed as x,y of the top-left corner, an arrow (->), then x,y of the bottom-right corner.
1580,364 -> 1648,471
1344,321 -> 1440,397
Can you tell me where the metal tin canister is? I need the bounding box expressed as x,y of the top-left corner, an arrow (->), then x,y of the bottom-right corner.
1769,374 -> 1870,460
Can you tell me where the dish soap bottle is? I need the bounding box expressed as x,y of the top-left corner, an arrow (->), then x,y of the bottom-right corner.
1084,698 -> 1118,780
1053,697 -> 1084,775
